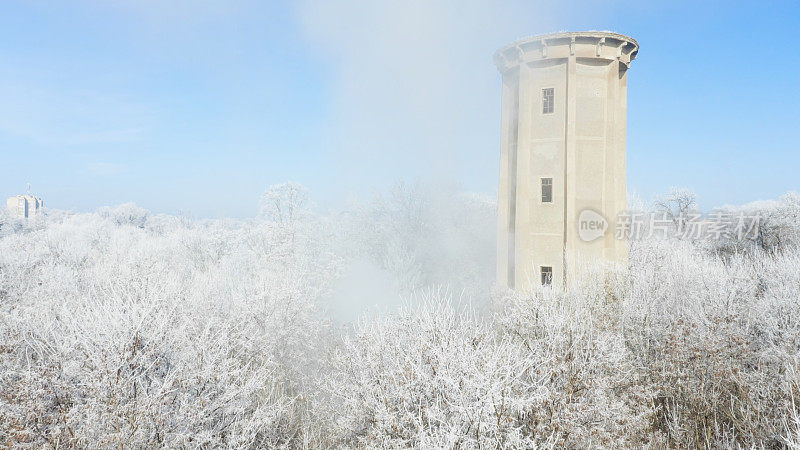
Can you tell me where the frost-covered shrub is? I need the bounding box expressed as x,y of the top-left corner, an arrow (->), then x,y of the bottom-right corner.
0,209 -> 339,448
322,292 -> 544,449
711,192 -> 800,255
625,238 -> 800,448
0,210 -> 22,237
0,207 -> 52,238
320,277 -> 652,448
3,187 -> 800,448
97,202 -> 150,228
495,278 -> 654,448
312,234 -> 800,448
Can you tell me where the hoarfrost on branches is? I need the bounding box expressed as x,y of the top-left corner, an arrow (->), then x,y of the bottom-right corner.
2,186 -> 800,448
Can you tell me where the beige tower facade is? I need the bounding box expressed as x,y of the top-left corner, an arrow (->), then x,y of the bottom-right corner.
494,31 -> 639,291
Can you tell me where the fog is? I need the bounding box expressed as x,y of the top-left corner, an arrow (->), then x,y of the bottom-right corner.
3,1 -> 800,447
292,0 -> 606,207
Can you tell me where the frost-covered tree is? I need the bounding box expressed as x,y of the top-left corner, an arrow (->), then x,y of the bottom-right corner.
2,186 -> 800,448
713,191 -> 800,254
0,203 -> 339,447
260,182 -> 310,224
320,292 -> 544,448
345,183 -> 495,301
654,186 -> 698,232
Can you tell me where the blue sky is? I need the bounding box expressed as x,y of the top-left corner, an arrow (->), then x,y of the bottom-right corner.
0,0 -> 797,217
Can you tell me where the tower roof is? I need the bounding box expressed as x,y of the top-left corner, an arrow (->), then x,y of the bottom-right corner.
494,31 -> 639,74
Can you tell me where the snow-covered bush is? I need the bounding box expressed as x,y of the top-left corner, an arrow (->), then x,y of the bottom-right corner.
321,292 -> 544,448
2,186 -> 800,448
712,191 -> 800,254
0,208 -> 339,447
0,207 -> 51,238
625,238 -> 800,448
494,276 -> 653,448
97,202 -> 150,228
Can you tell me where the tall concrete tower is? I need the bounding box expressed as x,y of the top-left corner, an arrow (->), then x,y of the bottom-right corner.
494,31 -> 639,291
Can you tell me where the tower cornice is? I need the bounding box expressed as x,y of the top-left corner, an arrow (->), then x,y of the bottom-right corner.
494,31 -> 639,75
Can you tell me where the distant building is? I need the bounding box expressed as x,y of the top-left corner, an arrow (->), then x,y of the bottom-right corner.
494,31 -> 639,290
6,194 -> 44,219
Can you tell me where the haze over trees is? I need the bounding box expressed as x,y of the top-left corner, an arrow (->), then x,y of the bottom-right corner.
1,184 -> 799,448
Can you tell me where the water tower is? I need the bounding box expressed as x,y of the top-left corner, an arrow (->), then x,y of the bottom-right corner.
494,31 -> 639,290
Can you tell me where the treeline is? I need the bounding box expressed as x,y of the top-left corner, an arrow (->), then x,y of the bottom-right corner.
0,185 -> 799,448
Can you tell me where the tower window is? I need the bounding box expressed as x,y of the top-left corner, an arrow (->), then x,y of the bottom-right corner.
541,266 -> 553,286
541,178 -> 553,203
542,88 -> 554,114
